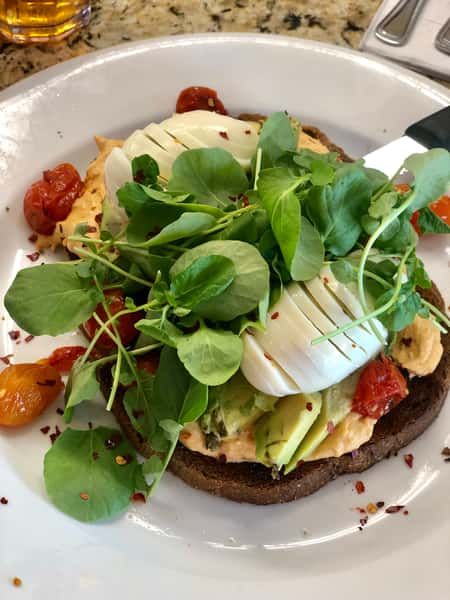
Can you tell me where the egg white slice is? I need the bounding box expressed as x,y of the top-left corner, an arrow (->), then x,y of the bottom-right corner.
240,332 -> 301,396
104,147 -> 133,205
287,282 -> 367,364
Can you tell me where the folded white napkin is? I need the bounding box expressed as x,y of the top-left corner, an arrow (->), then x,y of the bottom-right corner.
360,0 -> 450,81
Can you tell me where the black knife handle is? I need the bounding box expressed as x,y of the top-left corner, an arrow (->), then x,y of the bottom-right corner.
405,106 -> 450,151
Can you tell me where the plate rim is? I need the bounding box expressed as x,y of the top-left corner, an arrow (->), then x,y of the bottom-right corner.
1,32 -> 450,107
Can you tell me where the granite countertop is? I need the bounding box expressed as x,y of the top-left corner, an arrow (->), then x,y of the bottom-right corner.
0,0 -> 383,91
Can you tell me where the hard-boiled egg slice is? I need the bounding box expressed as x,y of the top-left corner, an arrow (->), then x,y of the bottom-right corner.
240,275 -> 387,397
240,333 -> 301,396
122,130 -> 174,180
104,147 -> 133,205
287,282 -> 367,364
159,111 -> 259,168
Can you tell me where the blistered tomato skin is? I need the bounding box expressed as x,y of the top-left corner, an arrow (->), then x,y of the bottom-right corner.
45,346 -> 86,374
23,163 -> 83,235
82,289 -> 144,353
352,355 -> 408,420
137,353 -> 160,375
176,86 -> 228,115
0,364 -> 64,427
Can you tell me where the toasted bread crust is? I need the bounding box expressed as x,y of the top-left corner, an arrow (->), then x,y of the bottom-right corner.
101,284 -> 448,505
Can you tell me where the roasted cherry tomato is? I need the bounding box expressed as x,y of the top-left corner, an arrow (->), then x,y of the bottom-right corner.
0,364 -> 64,427
395,185 -> 450,235
45,346 -> 87,374
137,353 -> 160,375
82,289 -> 143,353
352,355 -> 408,420
176,86 -> 228,115
23,163 -> 83,235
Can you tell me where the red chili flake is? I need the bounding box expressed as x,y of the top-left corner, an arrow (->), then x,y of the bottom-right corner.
8,330 -> 20,341
219,131 -> 229,140
445,458 -> 450,463
263,352 -> 273,361
0,355 -> 12,365
88,421 -> 93,429
105,433 -> 122,449
403,453 -> 414,468
95,212 -> 103,225
26,251 -> 40,262
355,480 -> 365,494
24,334 -> 34,343
1,497 -> 8,505
271,312 -> 279,320
306,402 -> 313,412
385,505 -> 405,514
245,129 -> 252,135
56,407 -> 64,415
241,194 -> 249,207
40,426 -> 50,435
359,516 -> 368,527
400,337 -> 412,347
131,492 -> 146,503
79,492 -> 89,501
228,195 -> 237,202
403,510 -> 409,516
327,420 -> 335,434
351,343 -> 357,348
323,276 -> 329,284
356,507 -> 367,514
441,447 -> 450,456
376,501 -> 385,509
85,225 -> 97,233
92,451 -> 99,461
28,233 -> 38,243
49,425 -> 61,445
12,577 -> 22,587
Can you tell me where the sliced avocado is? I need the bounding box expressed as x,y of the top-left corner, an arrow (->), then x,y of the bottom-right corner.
254,393 -> 321,469
285,371 -> 360,473
200,371 -> 277,438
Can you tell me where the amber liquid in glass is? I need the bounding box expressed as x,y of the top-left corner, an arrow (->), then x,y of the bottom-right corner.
0,1 -> 91,43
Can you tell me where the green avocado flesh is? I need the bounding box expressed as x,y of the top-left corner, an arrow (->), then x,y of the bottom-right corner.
254,393 -> 322,469
200,371 -> 277,440
284,372 -> 359,473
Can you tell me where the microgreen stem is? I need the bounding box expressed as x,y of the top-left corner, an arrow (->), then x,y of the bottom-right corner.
253,147 -> 263,191
148,437 -> 178,497
75,246 -> 153,288
312,248 -> 413,345
106,351 -> 122,411
357,187 -> 417,342
421,300 -> 450,328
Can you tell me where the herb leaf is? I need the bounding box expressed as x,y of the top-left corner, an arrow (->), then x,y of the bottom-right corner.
169,255 -> 235,309
418,207 -> 450,234
256,112 -> 297,168
170,240 -> 270,321
131,154 -> 159,186
167,148 -> 249,209
405,149 -> 450,212
44,427 -> 146,523
177,326 -> 243,386
4,263 -> 102,335
145,212 -> 216,247
64,359 -> 100,422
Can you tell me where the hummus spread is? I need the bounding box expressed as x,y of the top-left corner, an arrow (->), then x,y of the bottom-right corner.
297,130 -> 329,154
305,412 -> 376,461
36,136 -> 123,255
391,315 -> 443,377
180,411 -> 376,464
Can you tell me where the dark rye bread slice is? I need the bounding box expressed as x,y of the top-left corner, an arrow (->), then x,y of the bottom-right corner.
99,284 -> 449,505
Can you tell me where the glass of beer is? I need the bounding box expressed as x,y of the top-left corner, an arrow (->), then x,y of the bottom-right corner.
0,1 -> 91,43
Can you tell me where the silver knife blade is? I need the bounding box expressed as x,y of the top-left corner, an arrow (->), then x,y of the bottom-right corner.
363,135 -> 426,177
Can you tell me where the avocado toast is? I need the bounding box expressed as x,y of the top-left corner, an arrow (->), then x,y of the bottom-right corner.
4,92 -> 450,521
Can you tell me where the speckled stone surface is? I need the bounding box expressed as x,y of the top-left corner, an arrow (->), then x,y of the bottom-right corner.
0,0 -> 384,91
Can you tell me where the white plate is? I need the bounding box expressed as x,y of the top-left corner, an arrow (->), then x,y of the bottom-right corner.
0,34 -> 449,599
